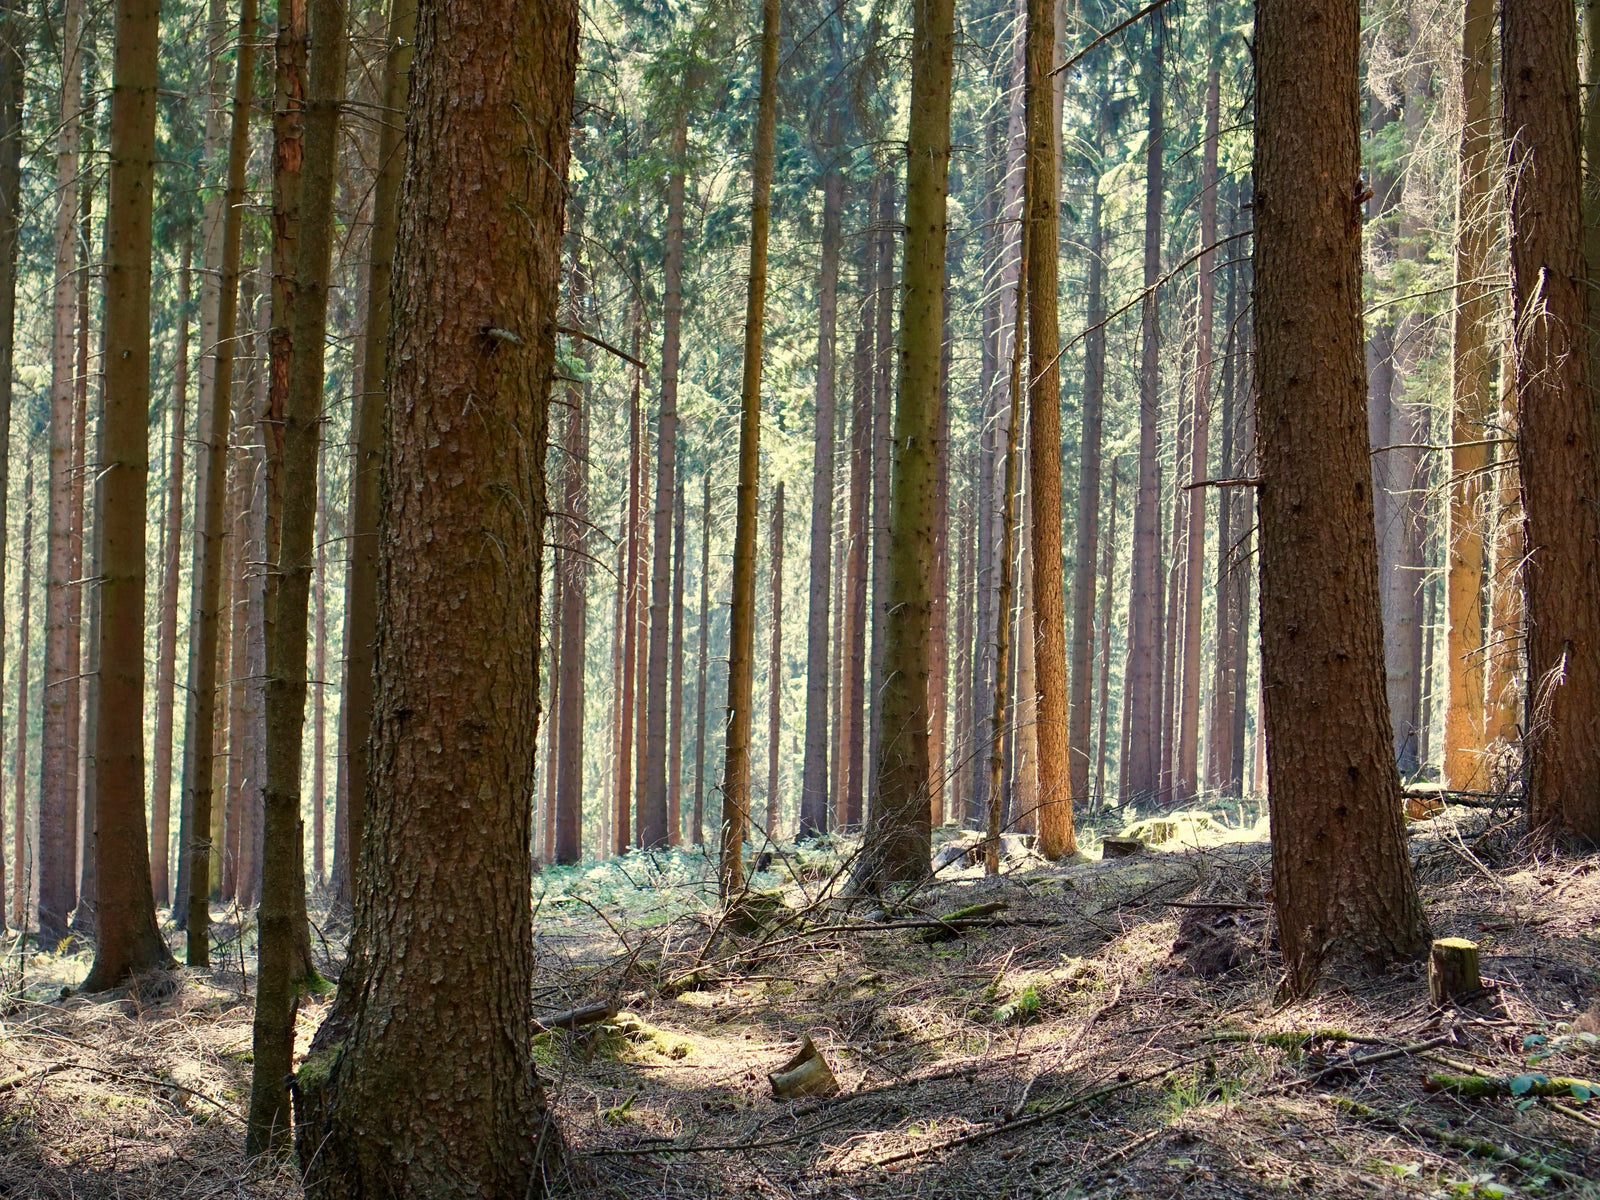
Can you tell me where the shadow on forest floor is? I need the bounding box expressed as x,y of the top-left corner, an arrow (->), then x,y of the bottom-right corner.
2,804 -> 1598,1198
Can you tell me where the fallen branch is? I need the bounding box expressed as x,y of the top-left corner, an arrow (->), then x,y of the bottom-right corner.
1425,1071 -> 1599,1100
1263,1036 -> 1457,1096
1327,1096 -> 1588,1187
533,1000 -> 618,1033
869,1055 -> 1204,1167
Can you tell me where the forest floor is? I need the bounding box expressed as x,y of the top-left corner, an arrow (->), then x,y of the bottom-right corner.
2,802 -> 1599,1199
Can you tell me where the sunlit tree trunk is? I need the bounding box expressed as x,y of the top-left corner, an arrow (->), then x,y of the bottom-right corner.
554,258 -> 589,866
693,470 -> 712,845
866,175 -> 895,816
1093,467 -> 1117,808
9,462 -> 32,928
311,439 -> 328,882
668,479 -> 686,844
720,0 -> 781,895
1256,0 -> 1430,994
766,482 -> 784,837
0,0 -> 21,927
843,232 -> 872,830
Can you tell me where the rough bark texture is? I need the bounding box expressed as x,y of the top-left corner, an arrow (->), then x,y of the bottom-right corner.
1255,0 -> 1430,995
555,261 -> 590,866
693,470 -> 712,845
642,121 -> 687,848
39,0 -> 84,943
151,236 -> 190,905
843,233 -> 872,831
295,0 -> 578,1188
1093,467 -> 1117,806
1444,0 -> 1496,790
9,463 -> 30,928
189,0 -> 256,962
616,328 -> 642,854
866,176 -> 895,817
1024,0 -> 1073,858
82,0 -> 175,991
766,483 -> 784,836
720,0 -> 780,896
1504,0 -> 1600,843
801,168 -> 842,838
669,480 -> 685,844
0,0 -> 19,928
864,0 -> 954,887
338,0 -> 415,903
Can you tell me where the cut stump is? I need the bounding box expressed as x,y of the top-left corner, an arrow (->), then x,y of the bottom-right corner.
1428,937 -> 1481,1006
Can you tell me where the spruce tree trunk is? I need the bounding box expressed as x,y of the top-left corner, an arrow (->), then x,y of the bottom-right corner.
766,483 -> 784,836
1487,394 -> 1524,751
928,310 -> 950,827
554,262 -> 589,866
1093,467 -> 1117,808
843,235 -> 872,830
70,161 -> 93,929
81,0 -> 175,991
1504,0 -> 1600,843
9,463 -> 31,928
720,0 -> 781,896
295,0 -> 578,1186
312,439 -> 328,882
615,330 -> 642,854
800,168 -> 842,837
693,470 -> 712,845
866,0 -> 954,885
0,0 -> 21,922
1256,0 -> 1430,994
249,0 -> 347,1146
668,479 -> 685,843
151,235 -> 190,906
1024,0 -> 1072,856
188,0 -> 256,962
642,121 -> 686,848
39,0 -> 85,943
866,176 -> 895,815
1124,17 -> 1164,804
1443,0 -> 1495,790
338,0 -> 415,903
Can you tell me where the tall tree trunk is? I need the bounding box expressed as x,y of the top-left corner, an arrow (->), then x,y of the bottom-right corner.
312,438 -> 328,882
843,230 -> 872,830
668,478 -> 685,845
719,0 -> 781,896
0,0 -> 22,928
1178,40 -> 1220,804
38,0 -> 85,944
766,482 -> 784,837
554,260 -> 589,866
801,167 -> 842,837
295,0 -> 579,1185
866,175 -> 895,816
1024,0 -> 1072,856
249,0 -> 347,1146
1487,393 -> 1523,753
151,234 -> 191,906
81,0 -> 174,990
188,0 -> 257,963
338,0 -> 415,903
1093,466 -> 1117,808
615,320 -> 642,855
9,462 -> 31,928
69,168 -> 92,929
829,464 -> 848,824
1504,0 -> 1600,843
970,119 -> 999,831
1124,16 -> 1164,804
928,302 -> 950,827
642,119 -> 687,848
1255,0 -> 1430,995
693,471 -> 712,845
1444,0 -> 1495,790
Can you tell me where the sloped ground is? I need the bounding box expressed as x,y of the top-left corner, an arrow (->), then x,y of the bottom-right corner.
2,806 -> 1598,1198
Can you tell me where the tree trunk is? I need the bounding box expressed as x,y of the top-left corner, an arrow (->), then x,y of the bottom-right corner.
338,0 -> 415,903
866,174 -> 895,817
1093,465 -> 1117,808
295,0 -> 578,1186
9,461 -> 31,928
843,228 -> 872,830
312,438 -> 328,883
615,316 -> 642,854
188,0 -> 257,962
693,470 -> 712,845
1124,17 -> 1164,805
766,482 -> 784,837
720,0 -> 781,896
1504,0 -> 1600,843
1025,0 -> 1072,856
554,261 -> 589,866
668,478 -> 686,845
69,168 -> 92,930
929,306 -> 950,827
1255,0 -> 1430,994
801,167 -> 842,837
642,119 -> 687,849
38,0 -> 85,944
1487,392 -> 1523,753
0,0 -> 21,928
151,234 -> 191,906
81,0 -> 175,991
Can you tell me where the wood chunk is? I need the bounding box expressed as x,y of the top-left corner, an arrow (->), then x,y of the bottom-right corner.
1428,937 -> 1481,1006
532,1001 -> 618,1032
769,1034 -> 838,1100
1100,836 -> 1145,859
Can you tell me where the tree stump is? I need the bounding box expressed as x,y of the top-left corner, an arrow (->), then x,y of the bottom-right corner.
1100,836 -> 1145,859
1429,937 -> 1481,1005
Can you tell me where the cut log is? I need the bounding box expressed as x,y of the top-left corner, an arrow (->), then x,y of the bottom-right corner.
1100,836 -> 1145,859
769,1033 -> 838,1100
1427,937 -> 1481,1006
533,1000 -> 618,1032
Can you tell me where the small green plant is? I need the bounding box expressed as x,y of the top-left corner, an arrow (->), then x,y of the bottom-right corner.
993,984 -> 1041,1026
601,1093 -> 636,1124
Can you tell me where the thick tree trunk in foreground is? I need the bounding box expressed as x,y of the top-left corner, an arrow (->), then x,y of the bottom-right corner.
39,0 -> 85,943
1255,0 -> 1429,995
866,0 -> 954,886
151,236 -> 191,905
338,0 -> 415,903
189,0 -> 257,963
642,120 -> 687,848
801,168 -> 842,838
249,0 -> 345,1147
1444,0 -> 1495,790
296,0 -> 578,1189
82,0 -> 175,991
720,0 -> 781,896
1025,0 -> 1073,857
1504,0 -> 1600,844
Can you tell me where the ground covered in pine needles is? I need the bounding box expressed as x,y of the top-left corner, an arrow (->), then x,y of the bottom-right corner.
2,803 -> 1598,1198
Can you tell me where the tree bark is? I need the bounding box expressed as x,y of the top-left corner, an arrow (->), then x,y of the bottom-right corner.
9,461 -> 31,928
766,482 -> 784,836
866,175 -> 895,817
1024,0 -> 1072,857
0,0 -> 21,927
801,167 -> 842,838
843,225 -> 872,831
81,0 -> 175,991
693,470 -> 712,845
1504,0 -> 1600,843
1093,465 -> 1117,808
296,0 -> 578,1186
720,0 -> 781,896
1256,0 -> 1430,994
312,437 -> 328,882
615,310 -> 643,854
668,478 -> 685,844
151,234 -> 191,906
554,259 -> 589,866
